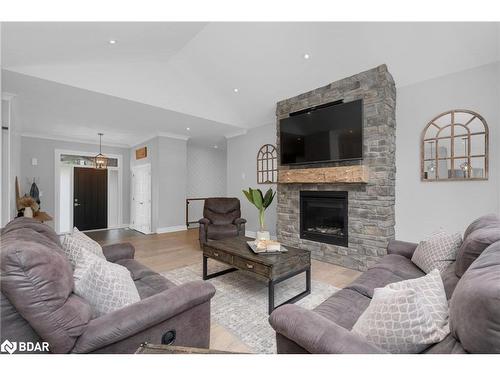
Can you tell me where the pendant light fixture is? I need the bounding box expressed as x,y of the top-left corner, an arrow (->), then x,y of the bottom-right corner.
94,133 -> 108,169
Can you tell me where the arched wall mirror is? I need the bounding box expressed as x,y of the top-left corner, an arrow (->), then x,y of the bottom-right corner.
257,144 -> 278,184
421,109 -> 489,181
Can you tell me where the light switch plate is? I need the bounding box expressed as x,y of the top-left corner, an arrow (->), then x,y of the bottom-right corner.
31,158 -> 38,166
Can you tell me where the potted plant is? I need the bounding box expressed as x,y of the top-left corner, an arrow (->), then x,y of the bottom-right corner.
242,187 -> 276,241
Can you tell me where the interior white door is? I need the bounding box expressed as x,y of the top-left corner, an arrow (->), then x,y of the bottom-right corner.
131,164 -> 151,234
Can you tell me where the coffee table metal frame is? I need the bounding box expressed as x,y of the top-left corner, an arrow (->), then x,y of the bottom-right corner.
202,237 -> 311,314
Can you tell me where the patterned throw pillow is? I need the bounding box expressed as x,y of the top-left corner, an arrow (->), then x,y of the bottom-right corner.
352,288 -> 443,353
352,271 -> 450,353
386,269 -> 449,335
62,230 -> 105,267
73,252 -> 140,318
411,231 -> 462,274
72,228 -> 105,259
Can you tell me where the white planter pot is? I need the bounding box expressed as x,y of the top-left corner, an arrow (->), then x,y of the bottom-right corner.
256,230 -> 271,241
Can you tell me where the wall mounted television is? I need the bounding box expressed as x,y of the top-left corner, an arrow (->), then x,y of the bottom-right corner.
280,99 -> 363,165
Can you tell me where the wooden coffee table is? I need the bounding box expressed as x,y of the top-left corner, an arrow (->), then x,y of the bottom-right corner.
202,236 -> 311,314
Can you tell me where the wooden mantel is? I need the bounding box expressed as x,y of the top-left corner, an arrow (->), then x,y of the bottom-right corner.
278,165 -> 368,184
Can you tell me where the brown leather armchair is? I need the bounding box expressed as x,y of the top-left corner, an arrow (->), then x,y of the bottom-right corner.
198,198 -> 246,247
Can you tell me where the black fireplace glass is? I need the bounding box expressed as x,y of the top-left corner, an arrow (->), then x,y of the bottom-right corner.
300,191 -> 348,247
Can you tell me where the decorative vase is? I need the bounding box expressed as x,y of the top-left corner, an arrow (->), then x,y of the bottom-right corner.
256,230 -> 270,241
24,207 -> 33,218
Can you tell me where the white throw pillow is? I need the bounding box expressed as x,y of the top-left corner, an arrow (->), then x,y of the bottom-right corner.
73,252 -> 140,318
385,269 -> 449,337
72,227 -> 105,259
352,271 -> 450,354
62,229 -> 105,267
351,287 -> 443,353
411,231 -> 462,274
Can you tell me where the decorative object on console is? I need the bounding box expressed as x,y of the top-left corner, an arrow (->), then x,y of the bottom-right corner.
421,109 -> 488,181
94,132 -> 108,169
18,195 -> 39,217
242,187 -> 276,241
257,144 -> 278,184
411,231 -> 462,274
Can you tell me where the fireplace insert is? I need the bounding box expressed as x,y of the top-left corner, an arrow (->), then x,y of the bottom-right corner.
300,191 -> 348,247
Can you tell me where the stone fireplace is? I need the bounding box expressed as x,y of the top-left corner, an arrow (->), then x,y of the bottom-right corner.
300,191 -> 348,247
276,65 -> 396,271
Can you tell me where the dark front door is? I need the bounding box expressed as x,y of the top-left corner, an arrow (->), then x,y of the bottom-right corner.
74,167 -> 108,231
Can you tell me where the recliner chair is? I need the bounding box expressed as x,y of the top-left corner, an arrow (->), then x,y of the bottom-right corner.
198,198 -> 246,247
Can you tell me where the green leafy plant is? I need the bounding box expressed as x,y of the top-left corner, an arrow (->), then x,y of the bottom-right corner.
242,187 -> 276,231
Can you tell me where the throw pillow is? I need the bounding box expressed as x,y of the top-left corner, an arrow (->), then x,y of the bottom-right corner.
73,252 -> 140,317
385,269 -> 449,336
72,227 -> 105,259
61,230 -> 105,267
411,231 -> 462,274
351,287 -> 443,353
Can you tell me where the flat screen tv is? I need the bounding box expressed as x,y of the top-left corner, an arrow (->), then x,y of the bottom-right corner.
280,99 -> 363,165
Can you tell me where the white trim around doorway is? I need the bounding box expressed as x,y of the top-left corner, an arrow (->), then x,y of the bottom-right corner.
54,149 -> 123,234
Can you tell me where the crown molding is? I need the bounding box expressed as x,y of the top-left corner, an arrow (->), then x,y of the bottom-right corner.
224,129 -> 248,139
20,132 -> 130,148
129,134 -> 158,148
130,131 -> 189,148
157,132 -> 190,141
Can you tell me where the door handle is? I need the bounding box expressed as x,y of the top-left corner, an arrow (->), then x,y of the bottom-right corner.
74,203 -> 81,207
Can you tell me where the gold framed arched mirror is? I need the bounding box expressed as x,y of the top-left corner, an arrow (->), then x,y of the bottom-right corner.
421,109 -> 488,181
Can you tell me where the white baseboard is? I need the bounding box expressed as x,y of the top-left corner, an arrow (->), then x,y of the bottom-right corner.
157,225 -> 188,234
245,230 -> 277,240
80,224 -> 131,233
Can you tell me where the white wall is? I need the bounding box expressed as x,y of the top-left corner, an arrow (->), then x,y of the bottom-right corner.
187,141 -> 227,223
157,136 -> 188,231
19,136 -> 131,229
396,62 -> 500,241
227,124 -> 277,236
130,135 -> 188,233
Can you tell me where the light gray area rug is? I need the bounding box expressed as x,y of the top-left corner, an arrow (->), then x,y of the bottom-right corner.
163,260 -> 338,354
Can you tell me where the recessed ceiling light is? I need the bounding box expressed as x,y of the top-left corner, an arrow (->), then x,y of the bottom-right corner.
233,88 -> 239,93
109,40 -> 117,45
186,127 -> 190,131
303,53 -> 310,59
214,145 -> 219,149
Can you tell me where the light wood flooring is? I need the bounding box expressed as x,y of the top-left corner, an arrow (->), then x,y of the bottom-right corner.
88,228 -> 361,353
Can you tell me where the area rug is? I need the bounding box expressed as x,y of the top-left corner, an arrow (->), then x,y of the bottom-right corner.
163,260 -> 338,354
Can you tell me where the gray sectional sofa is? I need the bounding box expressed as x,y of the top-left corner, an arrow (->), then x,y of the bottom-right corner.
1,217 -> 216,354
269,214 -> 500,354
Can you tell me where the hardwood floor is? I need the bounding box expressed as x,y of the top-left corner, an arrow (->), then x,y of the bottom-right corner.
87,227 -> 361,352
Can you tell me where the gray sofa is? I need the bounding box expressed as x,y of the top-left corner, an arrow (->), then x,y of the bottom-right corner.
1,217 -> 216,354
269,214 -> 500,354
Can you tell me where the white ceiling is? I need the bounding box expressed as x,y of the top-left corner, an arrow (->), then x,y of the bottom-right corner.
3,70 -> 235,148
2,22 -> 499,145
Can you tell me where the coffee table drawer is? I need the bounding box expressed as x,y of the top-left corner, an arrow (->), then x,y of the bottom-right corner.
233,257 -> 270,277
205,247 -> 232,264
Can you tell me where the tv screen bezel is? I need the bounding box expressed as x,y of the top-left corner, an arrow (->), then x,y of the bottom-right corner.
279,98 -> 364,166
